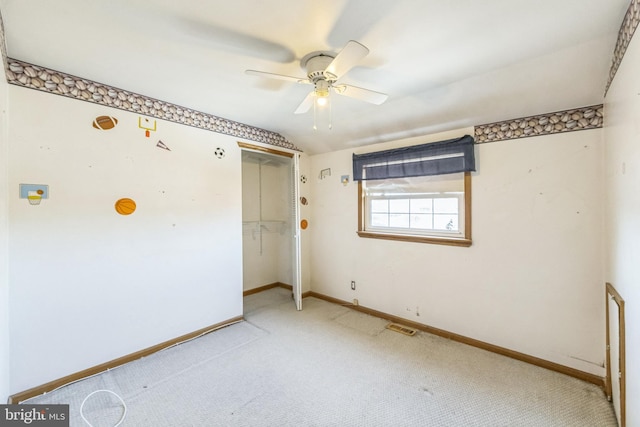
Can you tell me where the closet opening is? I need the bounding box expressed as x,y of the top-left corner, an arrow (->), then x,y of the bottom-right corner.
240,146 -> 301,310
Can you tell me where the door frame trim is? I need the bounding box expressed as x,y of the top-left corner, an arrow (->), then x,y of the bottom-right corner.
238,142 -> 302,310
605,282 -> 625,427
237,141 -> 294,158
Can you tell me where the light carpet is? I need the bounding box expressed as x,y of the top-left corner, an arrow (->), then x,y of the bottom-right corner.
26,287 -> 617,426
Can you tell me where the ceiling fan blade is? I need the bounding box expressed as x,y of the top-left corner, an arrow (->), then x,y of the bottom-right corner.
178,19 -> 296,63
324,40 -> 369,80
294,92 -> 315,114
245,70 -> 310,84
334,84 -> 388,105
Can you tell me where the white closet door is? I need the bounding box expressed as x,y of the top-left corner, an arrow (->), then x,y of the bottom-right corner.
291,154 -> 302,310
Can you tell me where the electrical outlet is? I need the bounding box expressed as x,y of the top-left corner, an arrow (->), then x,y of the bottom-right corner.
351,281 -> 356,290
353,298 -> 359,306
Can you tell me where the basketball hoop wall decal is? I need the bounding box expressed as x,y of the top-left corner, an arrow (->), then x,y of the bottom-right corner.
19,184 -> 49,205
28,189 -> 44,205
115,198 -> 136,215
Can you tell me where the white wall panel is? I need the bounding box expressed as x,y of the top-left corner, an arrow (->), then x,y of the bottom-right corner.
309,128 -> 605,376
0,58 -> 10,403
8,87 -> 243,393
604,21 -> 640,426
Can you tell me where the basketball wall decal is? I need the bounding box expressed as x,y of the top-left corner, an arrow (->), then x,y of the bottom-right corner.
115,198 -> 136,215
93,115 -> 118,130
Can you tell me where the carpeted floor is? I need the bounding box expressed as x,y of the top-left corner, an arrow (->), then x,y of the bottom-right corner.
27,287 -> 617,426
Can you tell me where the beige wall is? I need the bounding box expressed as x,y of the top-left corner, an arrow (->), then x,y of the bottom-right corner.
0,61 -> 10,402
7,86 -> 244,394
604,18 -> 640,426
308,127 -> 605,376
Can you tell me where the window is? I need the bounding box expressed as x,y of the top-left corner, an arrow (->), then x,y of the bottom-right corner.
353,135 -> 474,246
358,172 -> 471,246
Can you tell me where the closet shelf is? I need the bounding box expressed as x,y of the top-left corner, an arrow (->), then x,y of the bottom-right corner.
243,220 -> 287,224
242,220 -> 289,236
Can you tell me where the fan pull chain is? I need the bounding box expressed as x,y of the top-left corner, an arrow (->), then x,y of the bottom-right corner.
328,91 -> 333,130
313,95 -> 318,131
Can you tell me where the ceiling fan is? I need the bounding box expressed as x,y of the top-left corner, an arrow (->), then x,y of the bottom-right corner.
246,40 -> 388,116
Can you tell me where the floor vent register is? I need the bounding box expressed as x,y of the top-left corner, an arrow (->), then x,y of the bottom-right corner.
386,323 -> 417,336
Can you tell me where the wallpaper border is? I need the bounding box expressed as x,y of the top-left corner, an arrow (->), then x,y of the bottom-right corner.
474,105 -> 603,144
2,1 -> 634,148
605,0 -> 640,95
4,58 -> 300,152
0,9 -> 7,72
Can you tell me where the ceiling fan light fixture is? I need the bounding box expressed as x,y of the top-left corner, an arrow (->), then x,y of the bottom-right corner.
314,79 -> 330,106
313,80 -> 332,130
246,40 -> 387,128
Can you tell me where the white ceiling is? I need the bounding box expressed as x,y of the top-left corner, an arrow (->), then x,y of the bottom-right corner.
0,0 -> 630,154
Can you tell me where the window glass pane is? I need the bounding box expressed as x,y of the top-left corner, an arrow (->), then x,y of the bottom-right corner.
389,199 -> 410,213
411,214 -> 432,229
360,171 -> 469,244
410,198 -> 432,214
371,214 -> 389,227
389,214 -> 410,228
434,214 -> 458,231
371,199 -> 388,213
434,198 -> 458,214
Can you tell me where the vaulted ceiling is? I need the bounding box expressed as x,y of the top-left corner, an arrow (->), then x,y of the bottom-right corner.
0,0 -> 630,154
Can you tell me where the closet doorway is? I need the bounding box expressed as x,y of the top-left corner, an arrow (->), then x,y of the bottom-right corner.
241,145 -> 301,310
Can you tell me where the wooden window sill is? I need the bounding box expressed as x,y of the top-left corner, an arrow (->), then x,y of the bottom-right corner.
356,231 -> 472,247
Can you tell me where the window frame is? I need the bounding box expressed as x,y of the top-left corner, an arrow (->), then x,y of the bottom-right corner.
357,172 -> 472,247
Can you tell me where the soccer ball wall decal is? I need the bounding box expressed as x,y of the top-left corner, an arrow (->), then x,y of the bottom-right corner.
214,148 -> 225,159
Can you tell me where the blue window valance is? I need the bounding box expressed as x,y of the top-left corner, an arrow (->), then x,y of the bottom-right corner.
352,134 -> 475,181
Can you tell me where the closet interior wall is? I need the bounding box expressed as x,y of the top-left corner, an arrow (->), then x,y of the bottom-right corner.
241,151 -> 293,292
